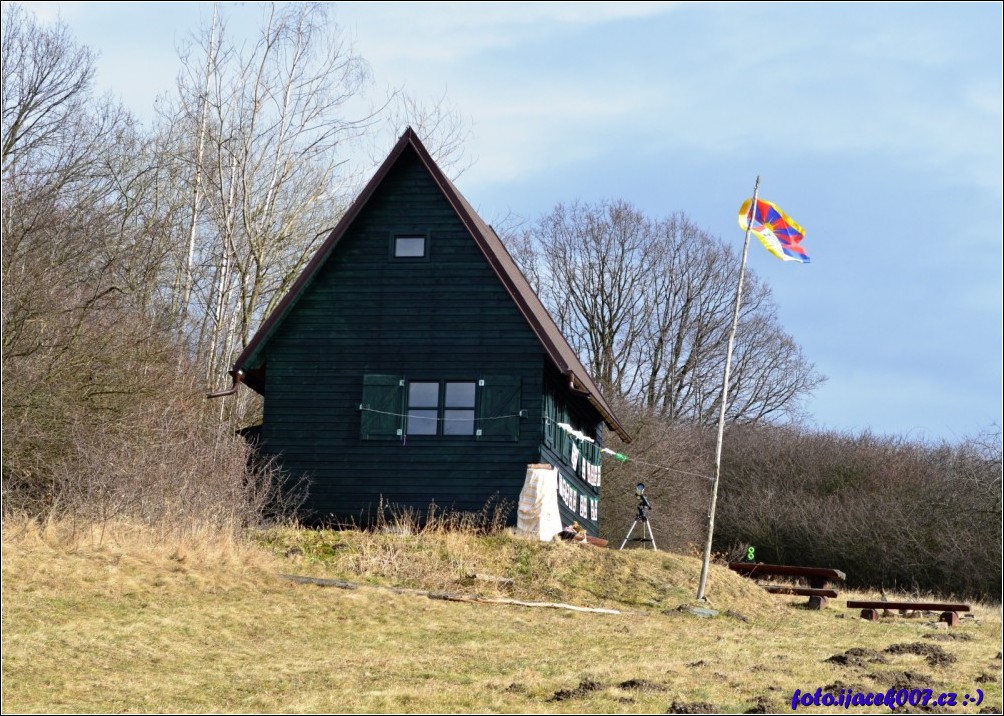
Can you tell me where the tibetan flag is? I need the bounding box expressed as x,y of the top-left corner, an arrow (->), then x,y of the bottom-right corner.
738,198 -> 809,263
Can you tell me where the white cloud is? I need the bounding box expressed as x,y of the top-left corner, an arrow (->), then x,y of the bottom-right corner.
418,1 -> 680,25
338,1 -> 681,64
374,3 -> 1004,197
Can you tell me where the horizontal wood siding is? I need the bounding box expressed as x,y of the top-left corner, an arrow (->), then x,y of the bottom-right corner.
259,148 -> 544,523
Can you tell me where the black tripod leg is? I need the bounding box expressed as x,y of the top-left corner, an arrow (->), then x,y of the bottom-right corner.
619,520 -> 639,550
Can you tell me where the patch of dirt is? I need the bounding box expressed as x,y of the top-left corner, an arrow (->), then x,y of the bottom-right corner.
667,700 -> 718,714
884,642 -> 957,667
923,632 -> 973,642
826,647 -> 889,667
885,642 -> 944,656
547,679 -> 602,702
824,680 -> 874,695
978,706 -> 1003,714
847,647 -> 888,660
618,679 -> 667,692
744,695 -> 779,713
885,670 -> 935,690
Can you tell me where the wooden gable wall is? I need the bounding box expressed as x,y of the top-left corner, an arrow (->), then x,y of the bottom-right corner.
256,147 -> 546,522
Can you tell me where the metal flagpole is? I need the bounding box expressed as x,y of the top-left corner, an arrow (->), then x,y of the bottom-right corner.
697,176 -> 760,602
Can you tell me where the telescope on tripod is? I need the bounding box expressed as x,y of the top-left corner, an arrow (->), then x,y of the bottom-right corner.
619,482 -> 657,550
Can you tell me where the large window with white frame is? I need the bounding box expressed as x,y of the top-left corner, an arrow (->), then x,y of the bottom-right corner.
406,381 -> 475,436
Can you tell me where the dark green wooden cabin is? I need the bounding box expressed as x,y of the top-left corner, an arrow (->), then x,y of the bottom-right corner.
228,129 -> 631,535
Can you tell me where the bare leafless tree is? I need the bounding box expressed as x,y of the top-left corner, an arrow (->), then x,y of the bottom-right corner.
154,2 -> 375,406
1,4 -> 159,375
375,87 -> 474,179
2,4 -> 180,514
515,201 -> 824,426
1,4 -> 95,170
529,201 -> 655,393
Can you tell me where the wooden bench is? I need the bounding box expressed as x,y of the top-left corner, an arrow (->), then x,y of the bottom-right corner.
763,585 -> 839,599
846,600 -> 971,627
729,563 -> 847,609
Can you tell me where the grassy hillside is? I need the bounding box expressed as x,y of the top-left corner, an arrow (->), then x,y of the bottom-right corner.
2,521 -> 1001,713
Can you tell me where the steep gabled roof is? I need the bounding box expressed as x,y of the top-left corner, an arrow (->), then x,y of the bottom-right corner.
232,128 -> 631,443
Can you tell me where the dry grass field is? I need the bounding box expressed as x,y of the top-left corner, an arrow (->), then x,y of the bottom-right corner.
2,520 -> 1001,713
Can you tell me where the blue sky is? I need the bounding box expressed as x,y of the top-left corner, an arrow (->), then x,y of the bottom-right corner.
23,2 -> 1003,442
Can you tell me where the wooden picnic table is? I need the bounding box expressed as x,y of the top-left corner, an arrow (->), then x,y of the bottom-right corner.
846,600 -> 971,627
729,562 -> 846,588
729,562 -> 847,609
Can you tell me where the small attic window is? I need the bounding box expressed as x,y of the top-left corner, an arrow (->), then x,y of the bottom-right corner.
393,234 -> 427,258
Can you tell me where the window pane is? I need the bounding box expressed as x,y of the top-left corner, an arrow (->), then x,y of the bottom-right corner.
443,409 -> 474,435
445,382 -> 475,407
395,236 -> 425,257
408,382 -> 439,407
407,409 -> 438,435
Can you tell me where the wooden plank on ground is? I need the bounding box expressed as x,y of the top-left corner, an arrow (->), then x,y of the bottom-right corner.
846,600 -> 970,612
278,573 -> 621,615
428,592 -> 620,614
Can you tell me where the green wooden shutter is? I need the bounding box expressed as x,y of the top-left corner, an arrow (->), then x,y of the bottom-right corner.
360,375 -> 405,440
477,376 -> 522,442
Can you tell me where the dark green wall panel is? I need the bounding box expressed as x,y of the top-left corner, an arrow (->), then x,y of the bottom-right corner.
258,148 -> 546,523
